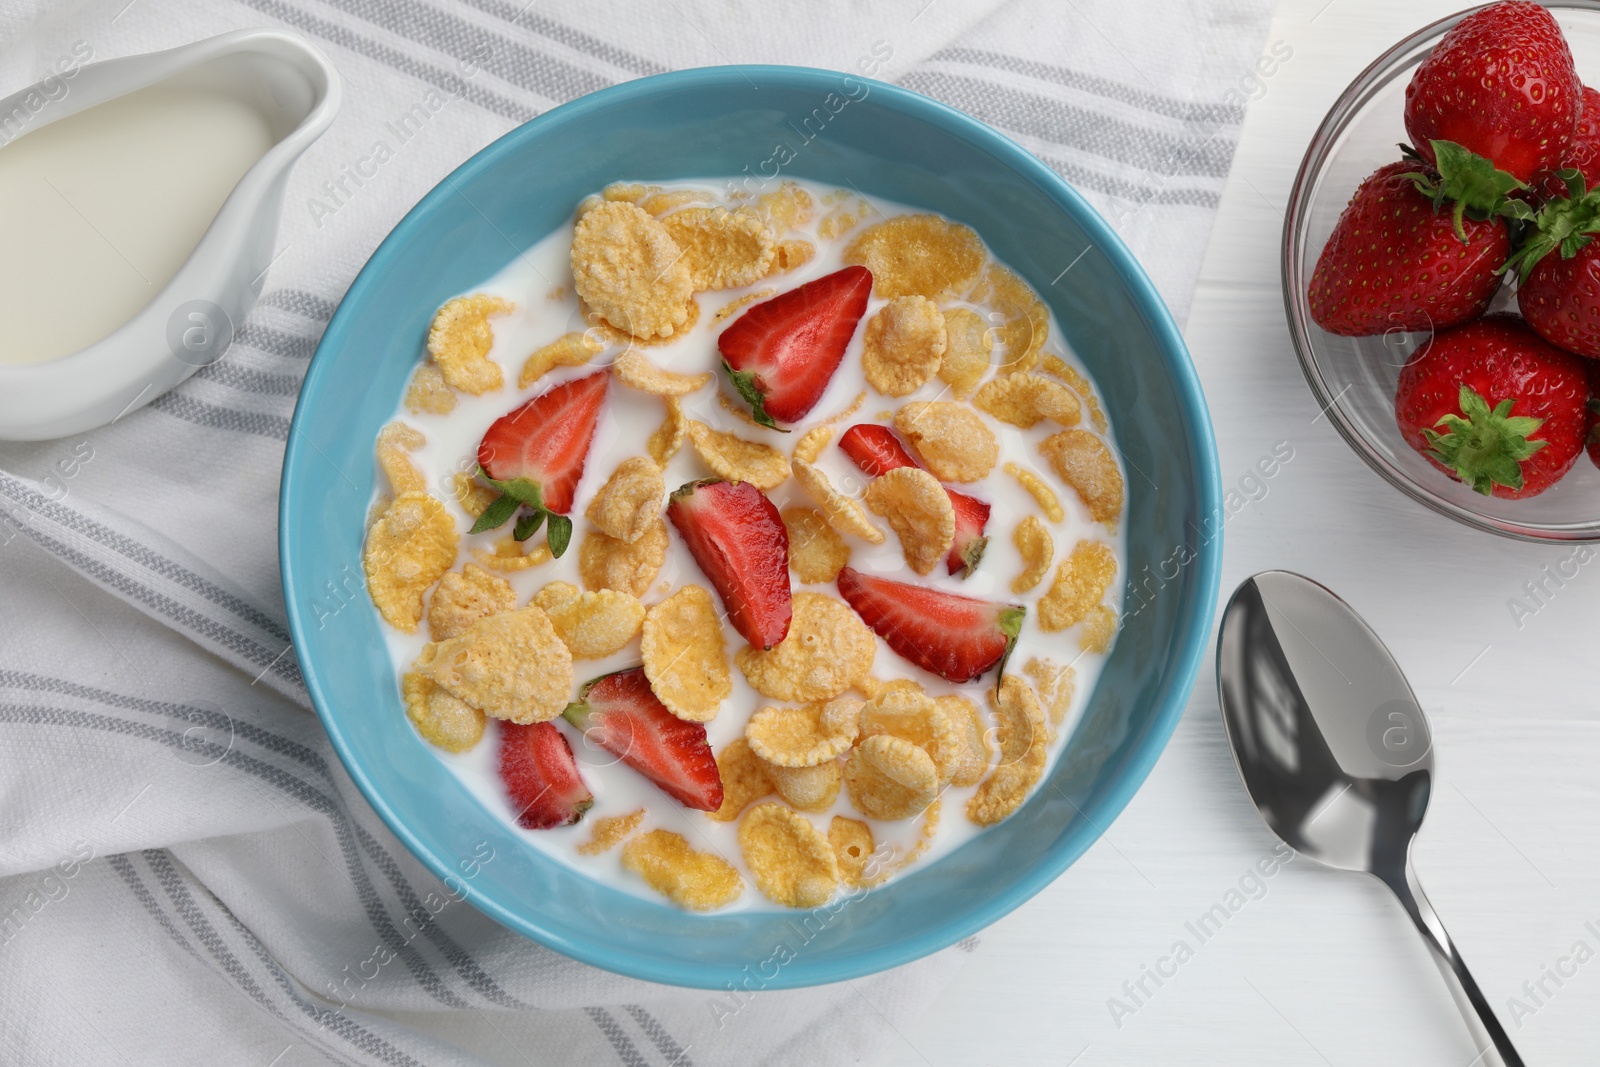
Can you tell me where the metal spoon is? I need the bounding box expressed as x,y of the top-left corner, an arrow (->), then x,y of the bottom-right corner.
1216,570 -> 1522,1067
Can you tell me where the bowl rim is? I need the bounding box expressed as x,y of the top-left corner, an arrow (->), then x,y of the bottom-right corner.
280,64 -> 1223,988
1283,1 -> 1600,543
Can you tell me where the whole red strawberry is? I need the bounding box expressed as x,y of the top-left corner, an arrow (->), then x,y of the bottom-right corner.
1404,0 -> 1579,184
1585,361 -> 1600,470
1536,85 -> 1600,200
1395,314 -> 1589,497
1308,159 -> 1510,336
1509,172 -> 1600,357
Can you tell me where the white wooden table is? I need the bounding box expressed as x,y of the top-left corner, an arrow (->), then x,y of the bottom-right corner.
876,1 -> 1600,1063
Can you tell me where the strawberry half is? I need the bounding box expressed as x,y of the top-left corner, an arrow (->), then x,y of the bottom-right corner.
718,265 -> 872,428
562,667 -> 723,811
838,423 -> 991,577
666,478 -> 791,649
498,721 -> 594,829
474,371 -> 608,544
836,566 -> 1022,683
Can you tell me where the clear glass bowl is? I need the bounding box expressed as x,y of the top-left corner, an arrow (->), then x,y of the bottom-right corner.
1284,1 -> 1600,542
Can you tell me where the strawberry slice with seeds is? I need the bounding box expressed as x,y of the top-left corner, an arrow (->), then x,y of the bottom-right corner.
666,478 -> 792,649
837,566 -> 1022,683
838,423 -> 991,577
563,668 -> 723,811
718,265 -> 872,428
498,721 -> 594,829
476,370 -> 608,522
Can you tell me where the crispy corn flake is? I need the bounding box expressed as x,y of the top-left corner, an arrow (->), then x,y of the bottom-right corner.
859,684 -> 961,786
768,239 -> 815,275
936,693 -> 990,787
845,734 -> 939,821
472,537 -> 553,572
736,592 -> 876,702
791,458 -> 885,544
757,182 -> 815,232
897,798 -> 942,870
1081,604 -> 1119,654
713,288 -> 776,325
894,402 -> 998,483
937,307 -> 993,399
602,182 -> 647,203
842,214 -> 986,300
641,585 -> 731,722
687,421 -> 789,489
622,829 -> 743,911
1041,354 -> 1109,433
577,808 -> 646,856
405,363 -> 456,415
861,296 -> 948,398
746,703 -> 854,767
541,588 -> 646,659
1024,656 -> 1077,727
452,471 -> 500,519
581,294 -> 702,348
377,421 -> 427,496
975,373 -> 1081,429
416,606 -> 573,724
577,519 -> 668,596
1040,430 -> 1125,525
364,492 -> 459,633
428,563 -> 516,641
1010,515 -> 1055,595
818,695 -> 864,743
817,207 -> 862,241
1039,540 -> 1118,632
532,581 -> 581,611
972,264 -> 1048,374
738,803 -> 839,908
660,206 -> 776,291
428,294 -> 512,395
854,676 -> 885,699
367,495 -> 391,532
613,348 -> 711,397
518,332 -> 603,389
792,424 -> 834,465
585,456 -> 665,544
570,200 -> 693,340
646,397 -> 688,468
708,737 -> 774,822
968,676 -> 1048,826
401,671 -> 486,753
769,762 -> 842,813
1005,462 -> 1065,523
863,467 -> 955,576
829,816 -> 882,889
637,188 -> 712,216
781,506 -> 851,584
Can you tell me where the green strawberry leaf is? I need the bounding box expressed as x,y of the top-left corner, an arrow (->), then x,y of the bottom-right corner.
1423,385 -> 1546,495
469,492 -> 520,534
1501,168 -> 1600,281
1404,140 -> 1530,242
479,469 -> 546,509
546,513 -> 574,558
513,508 -> 546,542
721,360 -> 789,433
994,605 -> 1026,681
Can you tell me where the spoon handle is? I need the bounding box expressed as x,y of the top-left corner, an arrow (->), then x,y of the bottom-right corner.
1379,861 -> 1523,1067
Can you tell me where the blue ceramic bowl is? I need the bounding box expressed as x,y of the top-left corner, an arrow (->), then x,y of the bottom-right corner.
280,66 -> 1222,989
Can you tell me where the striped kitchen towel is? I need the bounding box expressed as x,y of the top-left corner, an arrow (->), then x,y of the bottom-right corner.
0,0 -> 1273,1063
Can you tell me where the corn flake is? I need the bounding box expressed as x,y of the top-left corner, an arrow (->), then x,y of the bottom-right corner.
416,606 -> 572,724
452,471 -> 499,519
736,592 -> 875,702
1081,604 -> 1119,654
377,421 -> 427,496
738,803 -> 839,908
428,563 -> 516,641
829,816 -> 882,889
581,294 -> 702,348
818,695 -> 863,742
519,332 -> 603,388
792,424 -> 834,465
768,239 -> 815,275
622,829 -> 743,911
862,296 -> 947,397
845,734 -> 939,820
646,397 -> 687,467
405,363 -> 456,415
975,373 -> 1081,429
577,808 -> 645,855
708,737 -> 774,822
1040,430 -> 1125,525
1010,516 -> 1054,595
781,506 -> 850,584
756,182 -> 815,232
863,467 -> 955,576
842,214 -> 985,300
1039,540 -> 1117,633
641,585 -> 731,721
473,537 -> 553,572
972,264 -> 1048,374
364,492 -> 459,633
1042,354 -> 1109,433
936,693 -> 990,788
428,294 -> 512,395
687,421 -> 789,489
577,519 -> 668,596
769,762 -> 842,813
746,703 -> 854,767
791,458 -> 885,544
967,676 -> 1047,826
614,348 -> 711,397
540,587 -> 646,659
713,288 -> 777,325
937,307 -> 993,399
858,684 -> 961,786
637,188 -> 712,216
570,200 -> 693,340
1005,462 -> 1065,523
402,671 -> 486,753
1024,656 -> 1077,727
585,456 -> 665,544
660,207 -> 776,291
894,402 -> 998,482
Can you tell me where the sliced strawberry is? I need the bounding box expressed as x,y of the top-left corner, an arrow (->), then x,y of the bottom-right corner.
666,478 -> 792,648
498,721 -> 593,829
563,668 -> 723,811
838,423 -> 991,577
718,265 -> 872,428
837,566 -> 1023,683
477,370 -> 608,516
